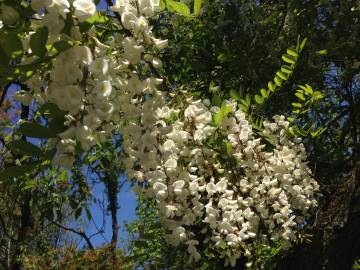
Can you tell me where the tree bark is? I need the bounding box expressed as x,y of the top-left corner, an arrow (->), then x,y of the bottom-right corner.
275,166 -> 360,270
11,104 -> 32,270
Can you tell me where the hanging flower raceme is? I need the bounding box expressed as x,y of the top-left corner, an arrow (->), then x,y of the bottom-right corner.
21,0 -> 166,169
123,98 -> 319,266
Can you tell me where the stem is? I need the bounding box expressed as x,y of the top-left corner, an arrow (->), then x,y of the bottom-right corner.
52,221 -> 94,250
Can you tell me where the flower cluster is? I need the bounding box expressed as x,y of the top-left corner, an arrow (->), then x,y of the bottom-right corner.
20,0 -> 166,168
16,0 -> 319,266
125,99 -> 319,266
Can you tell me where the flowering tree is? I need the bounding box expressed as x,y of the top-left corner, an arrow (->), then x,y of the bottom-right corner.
0,0 -> 359,270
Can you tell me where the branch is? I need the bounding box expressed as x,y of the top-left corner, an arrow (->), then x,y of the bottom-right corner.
51,221 -> 94,250
0,83 -> 11,108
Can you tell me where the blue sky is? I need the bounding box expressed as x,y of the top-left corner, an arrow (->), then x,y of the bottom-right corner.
85,176 -> 137,248
97,0 -> 109,10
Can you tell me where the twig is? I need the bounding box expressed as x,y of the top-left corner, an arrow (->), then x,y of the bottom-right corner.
51,221 -> 94,249
0,83 -> 11,108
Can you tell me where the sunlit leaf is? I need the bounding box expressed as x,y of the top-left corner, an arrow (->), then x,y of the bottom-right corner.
254,94 -> 264,104
18,122 -> 57,138
260,88 -> 268,98
166,0 -> 191,16
282,54 -> 296,65
30,26 -> 48,57
194,0 -> 203,15
7,140 -> 43,156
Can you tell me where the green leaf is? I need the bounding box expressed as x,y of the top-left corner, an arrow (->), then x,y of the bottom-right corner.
291,102 -> 302,108
7,140 -> 43,156
0,47 -> 10,66
85,208 -> 92,220
86,12 -> 108,24
75,207 -> 82,220
239,98 -> 249,109
0,31 -> 23,59
281,65 -> 293,74
212,95 -> 222,107
194,0 -> 203,15
30,26 -> 48,57
209,81 -> 219,92
62,13 -> 74,36
53,40 -> 73,53
225,142 -> 233,155
39,102 -> 65,119
268,81 -> 275,92
239,104 -> 248,112
245,94 -> 251,105
276,71 -> 288,80
134,240 -> 148,248
295,92 -> 305,101
260,88 -> 268,98
282,54 -> 296,65
287,117 -> 295,123
274,76 -> 282,87
304,84 -> 314,94
166,0 -> 191,16
0,163 -> 38,181
313,91 -> 324,100
299,37 -> 308,51
18,122 -> 57,138
286,48 -> 299,58
22,179 -> 37,190
254,94 -> 264,104
160,0 -> 166,11
316,49 -> 327,55
214,102 -> 233,126
230,89 -> 241,101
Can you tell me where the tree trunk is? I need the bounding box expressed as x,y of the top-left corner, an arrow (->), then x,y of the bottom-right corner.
275,166 -> 360,270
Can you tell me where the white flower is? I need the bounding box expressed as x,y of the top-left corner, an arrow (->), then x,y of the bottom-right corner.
172,180 -> 185,195
89,57 -> 109,77
43,13 -> 65,34
121,11 -> 137,30
173,226 -> 187,241
95,80 -> 112,98
52,139 -> 76,169
123,37 -> 145,64
164,158 -> 177,173
163,139 -> 176,152
138,0 -> 160,16
73,45 -> 93,65
153,182 -> 168,200
153,38 -> 168,49
73,0 -> 96,21
45,0 -> 70,18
